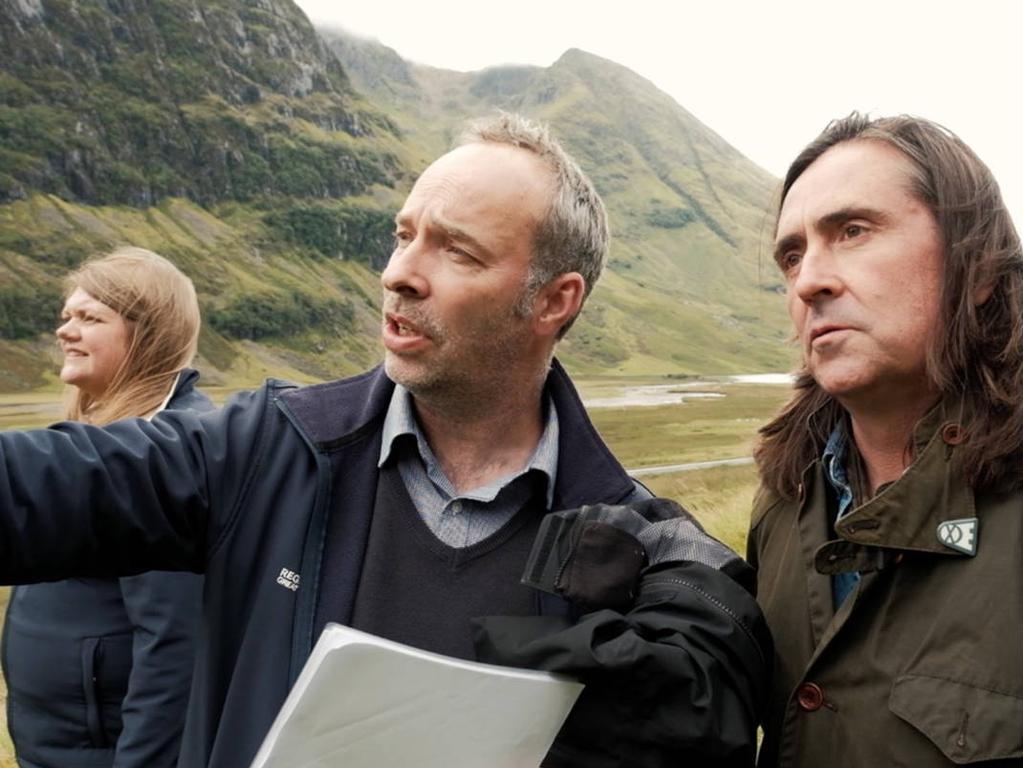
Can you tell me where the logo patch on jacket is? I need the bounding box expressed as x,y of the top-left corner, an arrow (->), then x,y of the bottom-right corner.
936,517 -> 979,556
276,567 -> 301,591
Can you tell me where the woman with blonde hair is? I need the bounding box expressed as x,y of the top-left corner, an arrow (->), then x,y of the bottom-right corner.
2,247 -> 210,767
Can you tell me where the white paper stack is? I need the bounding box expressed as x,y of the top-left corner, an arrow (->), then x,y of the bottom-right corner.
249,623 -> 584,768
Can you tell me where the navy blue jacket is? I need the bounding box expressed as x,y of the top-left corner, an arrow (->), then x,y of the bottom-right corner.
2,370 -> 209,768
0,362 -> 752,767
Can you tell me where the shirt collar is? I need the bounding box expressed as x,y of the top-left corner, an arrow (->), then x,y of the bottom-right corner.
822,420 -> 851,491
822,419 -> 858,523
378,383 -> 423,465
378,384 -> 559,508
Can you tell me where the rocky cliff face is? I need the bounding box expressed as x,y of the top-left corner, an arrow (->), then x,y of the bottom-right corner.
0,0 -> 413,389
3,0 -> 347,100
0,0 -> 400,207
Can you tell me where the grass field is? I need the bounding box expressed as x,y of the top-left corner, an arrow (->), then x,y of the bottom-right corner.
0,377 -> 791,762
583,379 -> 788,555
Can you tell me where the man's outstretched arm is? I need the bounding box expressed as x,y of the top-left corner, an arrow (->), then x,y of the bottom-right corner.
0,387 -> 269,583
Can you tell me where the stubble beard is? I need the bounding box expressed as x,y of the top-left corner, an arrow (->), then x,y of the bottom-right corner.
386,311 -> 540,420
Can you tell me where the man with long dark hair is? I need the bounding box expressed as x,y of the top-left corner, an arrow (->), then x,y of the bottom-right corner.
749,113 -> 1023,766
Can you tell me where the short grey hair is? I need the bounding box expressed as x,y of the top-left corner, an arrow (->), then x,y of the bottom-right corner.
458,112 -> 609,337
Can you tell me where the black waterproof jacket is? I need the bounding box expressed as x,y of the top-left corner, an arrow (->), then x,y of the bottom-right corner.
479,498 -> 772,767
0,362 -> 767,767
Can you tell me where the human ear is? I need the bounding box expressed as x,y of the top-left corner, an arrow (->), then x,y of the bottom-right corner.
532,272 -> 585,337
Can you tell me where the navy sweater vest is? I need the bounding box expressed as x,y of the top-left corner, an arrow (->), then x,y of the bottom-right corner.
348,463 -> 546,660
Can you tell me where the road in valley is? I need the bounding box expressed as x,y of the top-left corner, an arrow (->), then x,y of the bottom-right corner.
626,456 -> 754,477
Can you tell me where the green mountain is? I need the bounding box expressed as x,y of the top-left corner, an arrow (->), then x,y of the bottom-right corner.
0,1 -> 793,392
322,32 -> 794,375
0,0 -> 414,390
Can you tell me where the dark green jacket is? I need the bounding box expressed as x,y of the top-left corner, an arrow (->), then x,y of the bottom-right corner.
749,403 -> 1023,767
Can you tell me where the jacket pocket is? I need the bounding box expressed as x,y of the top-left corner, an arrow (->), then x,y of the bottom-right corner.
889,674 -> 1023,764
80,638 -> 107,748
80,632 -> 133,749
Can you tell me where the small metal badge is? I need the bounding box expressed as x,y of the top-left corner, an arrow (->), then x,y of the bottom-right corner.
936,517 -> 979,556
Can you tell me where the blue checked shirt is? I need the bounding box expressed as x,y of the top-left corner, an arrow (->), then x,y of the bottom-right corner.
378,385 -> 559,548
823,423 -> 861,608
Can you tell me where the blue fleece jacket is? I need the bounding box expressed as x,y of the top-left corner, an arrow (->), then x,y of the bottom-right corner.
2,369 -> 209,768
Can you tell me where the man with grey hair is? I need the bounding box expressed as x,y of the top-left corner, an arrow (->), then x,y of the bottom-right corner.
0,113 -> 769,767
460,113 -> 607,333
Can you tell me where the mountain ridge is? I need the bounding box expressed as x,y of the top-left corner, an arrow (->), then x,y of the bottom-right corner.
0,3 -> 793,392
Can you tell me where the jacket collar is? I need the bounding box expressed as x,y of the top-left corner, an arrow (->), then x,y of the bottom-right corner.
545,359 -> 636,508
174,367 -> 201,394
162,367 -> 206,412
276,359 -> 636,507
813,400 -> 976,560
276,366 -> 394,451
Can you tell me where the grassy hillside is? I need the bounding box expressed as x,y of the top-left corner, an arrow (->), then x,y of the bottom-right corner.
0,2 -> 794,392
0,193 -> 394,390
0,0 -> 411,390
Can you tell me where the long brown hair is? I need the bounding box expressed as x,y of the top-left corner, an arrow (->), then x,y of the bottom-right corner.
756,114 -> 1023,498
63,247 -> 201,425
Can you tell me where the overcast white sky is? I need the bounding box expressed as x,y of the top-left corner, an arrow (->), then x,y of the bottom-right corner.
295,0 -> 1023,228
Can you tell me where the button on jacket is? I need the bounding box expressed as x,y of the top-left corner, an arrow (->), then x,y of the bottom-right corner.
748,402 -> 1023,767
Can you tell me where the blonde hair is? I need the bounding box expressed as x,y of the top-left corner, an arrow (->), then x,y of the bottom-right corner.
63,247 -> 201,425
